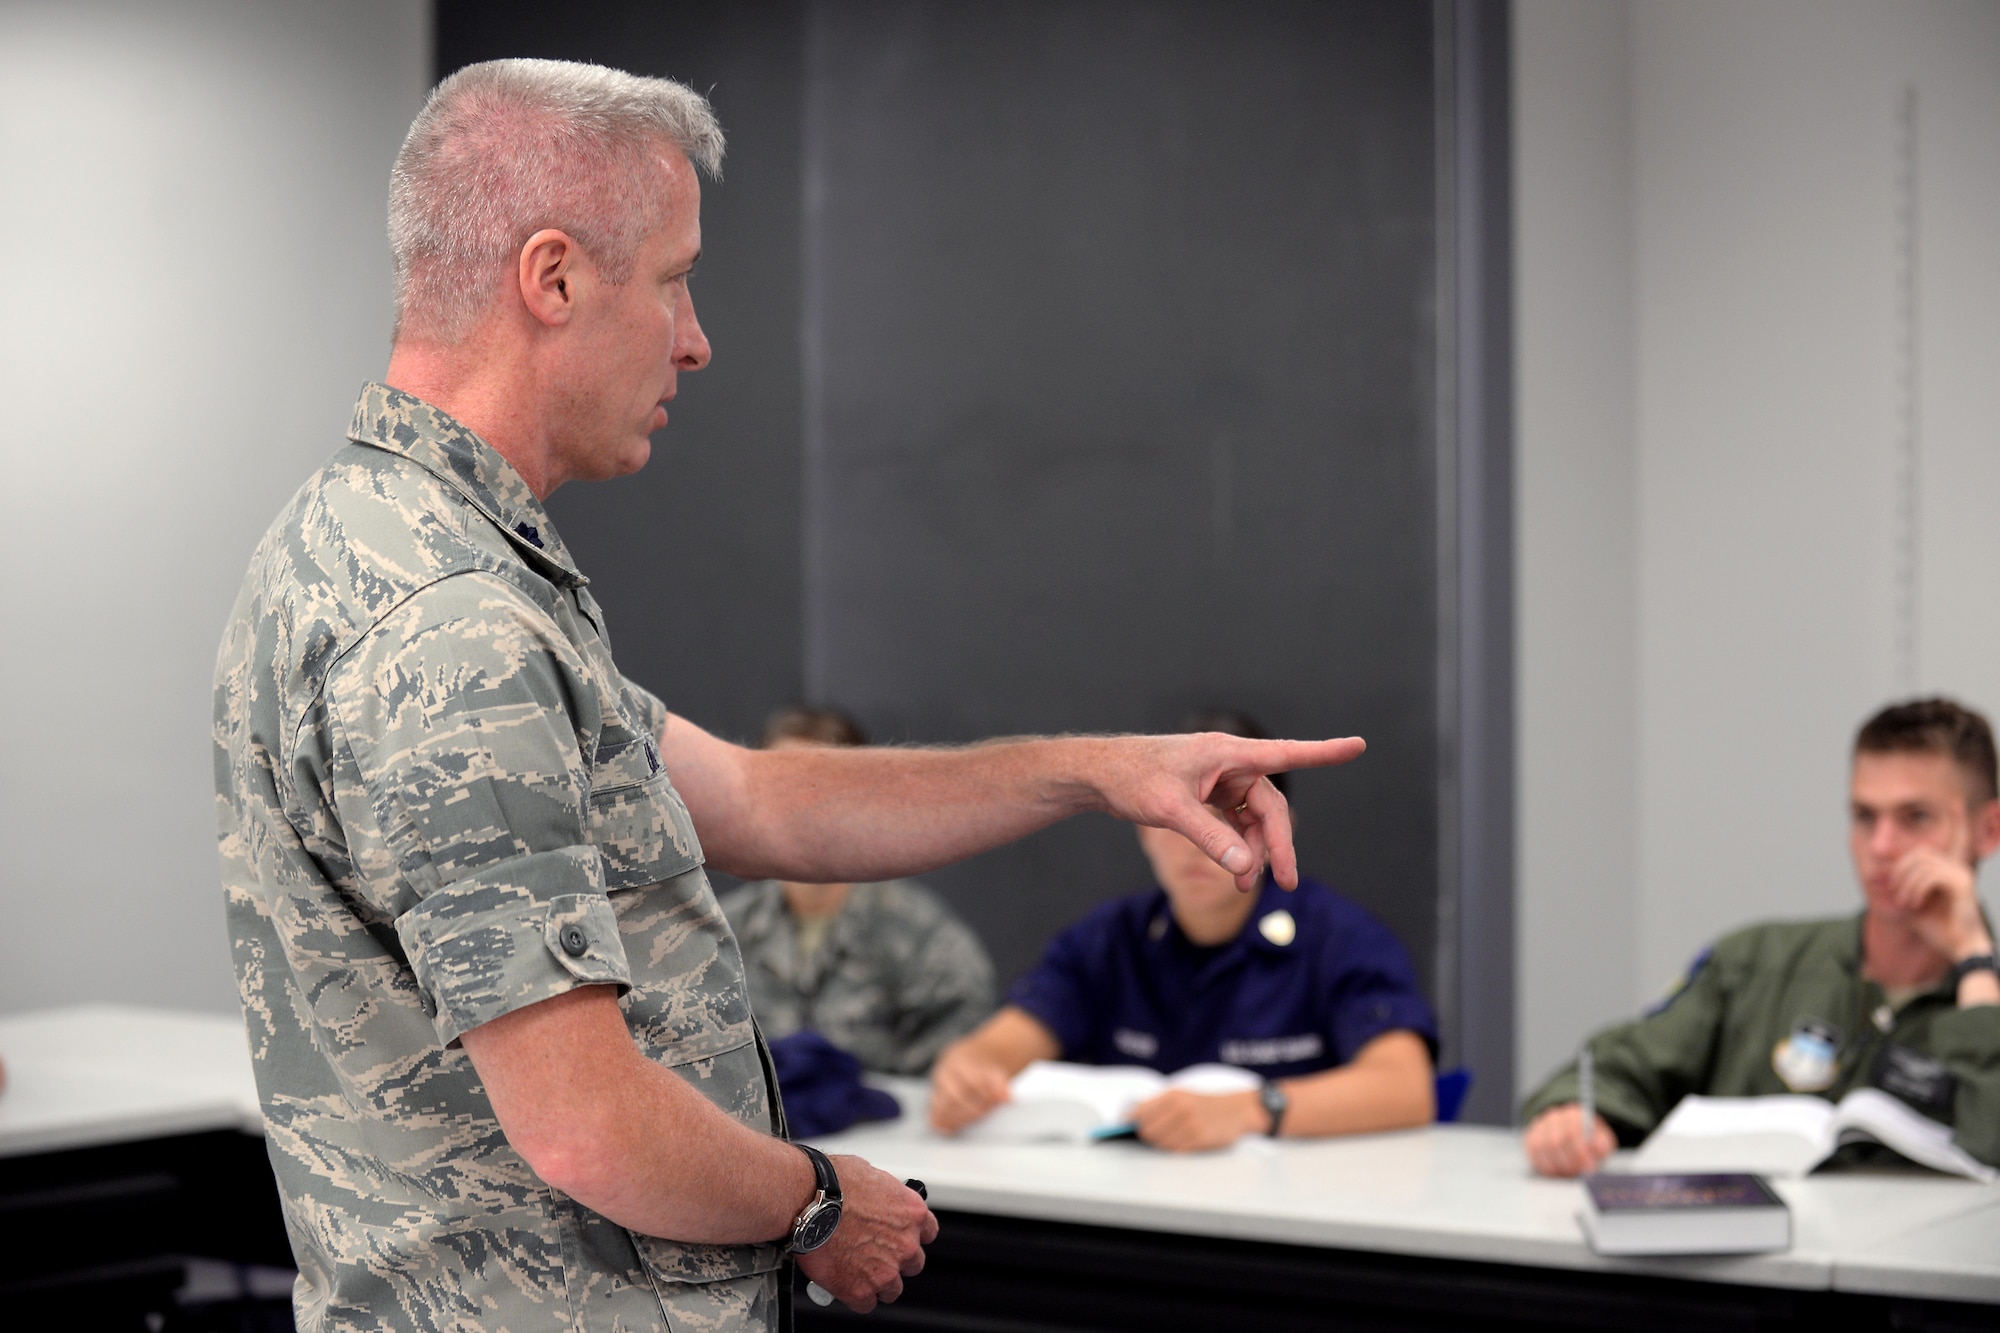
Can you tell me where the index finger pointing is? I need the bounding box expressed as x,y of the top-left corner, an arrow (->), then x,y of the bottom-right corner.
1269,736 -> 1368,772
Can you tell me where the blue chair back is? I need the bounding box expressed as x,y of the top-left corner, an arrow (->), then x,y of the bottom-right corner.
1434,1067 -> 1473,1124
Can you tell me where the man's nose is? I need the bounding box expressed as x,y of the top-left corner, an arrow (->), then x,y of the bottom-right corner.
676,296 -> 711,371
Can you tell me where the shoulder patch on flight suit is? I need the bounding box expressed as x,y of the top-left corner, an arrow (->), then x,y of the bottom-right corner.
1772,1018 -> 1841,1093
1644,944 -> 1714,1016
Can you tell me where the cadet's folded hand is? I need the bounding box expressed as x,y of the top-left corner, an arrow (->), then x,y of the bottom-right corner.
1130,1088 -> 1264,1153
1523,1103 -> 1614,1177
794,1160 -> 935,1313
1888,845 -> 1990,961
928,1042 -> 1012,1134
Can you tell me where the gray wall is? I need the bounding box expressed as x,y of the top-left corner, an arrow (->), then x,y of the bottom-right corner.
797,0 -> 1446,1016
0,0 -> 430,1016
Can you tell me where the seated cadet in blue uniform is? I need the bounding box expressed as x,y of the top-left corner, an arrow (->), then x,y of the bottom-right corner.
930,711 -> 1438,1152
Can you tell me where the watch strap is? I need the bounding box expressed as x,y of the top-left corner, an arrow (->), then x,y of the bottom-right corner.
795,1142 -> 841,1202
1259,1081 -> 1289,1137
1951,952 -> 1999,983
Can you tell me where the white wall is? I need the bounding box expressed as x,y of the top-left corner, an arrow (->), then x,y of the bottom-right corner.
1515,0 -> 2000,1097
0,0 -> 429,1015
1512,0 -> 1640,1102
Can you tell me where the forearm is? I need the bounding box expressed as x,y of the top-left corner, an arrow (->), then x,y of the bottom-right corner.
463,988 -> 813,1244
1953,925 -> 1997,1007
1279,1032 -> 1434,1137
950,1006 -> 1061,1074
663,713 -> 1367,890
556,1052 -> 813,1241
669,722 -> 1100,883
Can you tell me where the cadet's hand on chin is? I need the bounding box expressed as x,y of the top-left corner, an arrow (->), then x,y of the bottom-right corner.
794,1160 -> 935,1313
1889,847 -> 1985,957
1131,1088 -> 1259,1153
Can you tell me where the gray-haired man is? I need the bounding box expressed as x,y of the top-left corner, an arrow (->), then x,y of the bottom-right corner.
215,58 -> 1364,1332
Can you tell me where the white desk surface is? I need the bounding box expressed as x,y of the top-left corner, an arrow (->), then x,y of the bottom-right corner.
1835,1192 -> 2000,1303
0,1004 -> 262,1157
2,1012 -> 1991,1304
811,1079 -> 2000,1303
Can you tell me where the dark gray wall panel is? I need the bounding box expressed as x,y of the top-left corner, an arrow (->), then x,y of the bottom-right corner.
801,1 -> 1441,991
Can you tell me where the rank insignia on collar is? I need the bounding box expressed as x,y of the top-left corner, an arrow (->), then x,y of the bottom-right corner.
1772,1018 -> 1840,1093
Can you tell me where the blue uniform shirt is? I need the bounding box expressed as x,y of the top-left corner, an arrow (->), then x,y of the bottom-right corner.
1008,876 -> 1438,1081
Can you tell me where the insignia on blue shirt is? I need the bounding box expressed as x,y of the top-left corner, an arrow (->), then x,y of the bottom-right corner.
1258,910 -> 1297,946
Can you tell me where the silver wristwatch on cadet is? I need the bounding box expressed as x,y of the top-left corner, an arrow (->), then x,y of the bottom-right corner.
787,1143 -> 844,1253
1259,1080 -> 1290,1137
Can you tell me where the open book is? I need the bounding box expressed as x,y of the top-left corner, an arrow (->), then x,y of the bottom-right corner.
1628,1089 -> 1996,1183
954,1060 -> 1263,1143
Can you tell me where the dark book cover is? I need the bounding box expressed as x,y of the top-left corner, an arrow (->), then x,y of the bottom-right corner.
1585,1173 -> 1783,1212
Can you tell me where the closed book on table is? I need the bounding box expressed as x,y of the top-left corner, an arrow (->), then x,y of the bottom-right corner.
1578,1172 -> 1790,1256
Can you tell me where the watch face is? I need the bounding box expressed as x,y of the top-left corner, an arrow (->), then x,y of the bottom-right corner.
793,1198 -> 843,1253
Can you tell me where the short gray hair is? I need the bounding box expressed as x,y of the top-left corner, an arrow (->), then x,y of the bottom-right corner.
388,58 -> 724,344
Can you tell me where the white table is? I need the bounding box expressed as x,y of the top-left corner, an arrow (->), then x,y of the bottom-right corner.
808,1078 -> 2000,1309
0,1004 -> 263,1157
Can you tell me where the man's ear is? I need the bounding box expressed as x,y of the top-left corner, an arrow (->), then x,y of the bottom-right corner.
518,228 -> 581,328
1974,797 -> 2000,861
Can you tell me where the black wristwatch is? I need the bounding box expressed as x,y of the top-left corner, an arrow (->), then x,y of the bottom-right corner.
1259,1081 -> 1290,1137
1952,952 -> 1999,984
787,1143 -> 843,1253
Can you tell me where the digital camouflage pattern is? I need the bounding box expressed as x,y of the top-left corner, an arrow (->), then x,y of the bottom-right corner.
214,383 -> 787,1332
718,880 -> 996,1075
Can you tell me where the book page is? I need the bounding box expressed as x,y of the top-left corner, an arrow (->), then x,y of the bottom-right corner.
1164,1064 -> 1264,1096
1832,1088 -> 1999,1183
1629,1095 -> 1837,1176
954,1062 -> 1167,1143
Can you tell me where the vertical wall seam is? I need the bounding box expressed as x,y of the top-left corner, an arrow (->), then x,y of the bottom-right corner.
800,0 -> 828,700
1894,83 -> 1921,695
1432,0 -> 1464,1075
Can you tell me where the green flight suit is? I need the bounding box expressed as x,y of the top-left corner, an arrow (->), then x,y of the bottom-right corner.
1519,914 -> 2000,1168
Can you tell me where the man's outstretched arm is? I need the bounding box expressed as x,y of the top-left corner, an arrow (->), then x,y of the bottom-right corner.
660,716 -> 1366,892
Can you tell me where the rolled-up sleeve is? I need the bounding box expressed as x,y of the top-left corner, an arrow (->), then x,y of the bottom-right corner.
1324,915 -> 1440,1066
327,571 -> 632,1046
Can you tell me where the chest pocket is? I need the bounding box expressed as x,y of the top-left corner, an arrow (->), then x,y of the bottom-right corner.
587,721 -> 703,889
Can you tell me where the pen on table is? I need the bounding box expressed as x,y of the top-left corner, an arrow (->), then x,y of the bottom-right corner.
806,1179 -> 928,1308
1577,1044 -> 1596,1169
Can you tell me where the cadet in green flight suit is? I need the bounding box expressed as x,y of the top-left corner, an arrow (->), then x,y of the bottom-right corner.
1521,698 -> 2000,1175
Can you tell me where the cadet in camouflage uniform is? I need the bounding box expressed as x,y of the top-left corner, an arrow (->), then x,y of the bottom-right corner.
721,706 -> 994,1076
721,878 -> 994,1076
1521,698 -> 2000,1175
216,57 -> 1365,1333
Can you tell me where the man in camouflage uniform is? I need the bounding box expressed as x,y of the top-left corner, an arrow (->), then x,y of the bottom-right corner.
214,58 -> 1364,1333
1521,698 -> 2000,1176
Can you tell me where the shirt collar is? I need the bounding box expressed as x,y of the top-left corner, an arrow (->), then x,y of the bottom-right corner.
1146,875 -> 1299,966
347,382 -> 588,589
